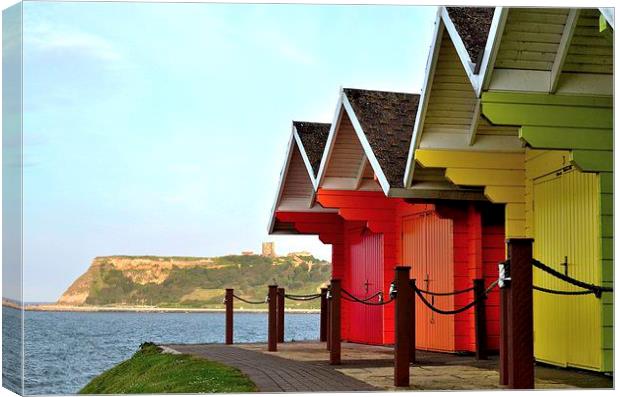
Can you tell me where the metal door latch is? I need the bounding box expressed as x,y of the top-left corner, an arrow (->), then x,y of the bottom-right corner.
560,256 -> 568,276
389,281 -> 397,299
498,260 -> 511,289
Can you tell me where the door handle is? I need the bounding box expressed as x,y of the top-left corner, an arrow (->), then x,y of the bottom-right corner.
560,256 -> 568,276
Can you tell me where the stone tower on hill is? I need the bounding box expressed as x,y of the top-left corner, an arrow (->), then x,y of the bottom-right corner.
262,242 -> 275,258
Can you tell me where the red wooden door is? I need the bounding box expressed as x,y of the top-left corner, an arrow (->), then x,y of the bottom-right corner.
348,228 -> 384,344
402,212 -> 455,352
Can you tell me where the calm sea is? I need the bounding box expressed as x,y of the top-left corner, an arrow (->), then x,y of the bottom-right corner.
3,307 -> 319,395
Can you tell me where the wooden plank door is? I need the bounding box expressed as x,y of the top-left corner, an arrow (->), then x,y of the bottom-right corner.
533,171 -> 569,367
402,214 -> 430,349
362,230 -> 384,345
424,212 -> 455,352
348,228 -> 384,344
402,212 -> 455,352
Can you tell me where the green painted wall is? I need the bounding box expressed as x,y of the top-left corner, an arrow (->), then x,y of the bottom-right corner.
481,91 -> 613,372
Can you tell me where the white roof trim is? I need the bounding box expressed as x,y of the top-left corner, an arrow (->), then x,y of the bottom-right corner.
267,133 -> 296,234
314,90 -> 345,191
599,8 -> 614,29
404,8 -> 443,189
292,125 -> 318,185
440,7 -> 478,91
341,93 -> 391,195
477,7 -> 508,96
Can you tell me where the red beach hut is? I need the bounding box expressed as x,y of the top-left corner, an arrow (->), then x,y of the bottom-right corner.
314,88 -> 504,352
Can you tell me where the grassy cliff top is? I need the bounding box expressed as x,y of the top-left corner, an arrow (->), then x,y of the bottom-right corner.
80,343 -> 256,394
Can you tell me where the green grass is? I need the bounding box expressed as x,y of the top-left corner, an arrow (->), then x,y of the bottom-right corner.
79,343 -> 257,394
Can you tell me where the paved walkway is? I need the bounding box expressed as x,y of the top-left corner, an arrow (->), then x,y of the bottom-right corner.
165,343 -> 378,392
165,342 -> 613,392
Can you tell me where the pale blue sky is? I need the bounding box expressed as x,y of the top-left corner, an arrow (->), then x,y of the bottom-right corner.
21,1 -> 436,302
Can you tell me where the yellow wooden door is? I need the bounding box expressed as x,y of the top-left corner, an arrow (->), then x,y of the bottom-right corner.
563,170 -> 601,370
533,168 -> 601,370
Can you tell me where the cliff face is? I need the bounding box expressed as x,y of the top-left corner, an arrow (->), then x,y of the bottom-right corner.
57,254 -> 331,308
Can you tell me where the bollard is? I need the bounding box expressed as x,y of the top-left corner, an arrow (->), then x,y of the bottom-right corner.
394,267 -> 412,387
277,288 -> 285,343
329,279 -> 341,365
225,289 -> 233,345
320,288 -> 328,342
474,279 -> 488,360
500,284 -> 509,385
409,279 -> 416,363
502,239 -> 534,389
268,285 -> 278,352
326,293 -> 332,351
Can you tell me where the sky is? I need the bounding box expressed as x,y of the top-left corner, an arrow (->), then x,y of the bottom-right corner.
18,1 -> 436,302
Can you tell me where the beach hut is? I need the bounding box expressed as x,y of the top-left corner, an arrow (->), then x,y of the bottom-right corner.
314,88 -> 504,352
268,122 -> 345,279
405,6 -> 613,372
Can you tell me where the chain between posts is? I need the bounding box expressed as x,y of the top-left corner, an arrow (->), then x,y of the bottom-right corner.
532,285 -> 595,296
231,294 -> 268,305
340,288 -> 394,306
415,285 -> 475,296
530,259 -> 613,298
284,293 -> 322,301
413,279 -> 499,315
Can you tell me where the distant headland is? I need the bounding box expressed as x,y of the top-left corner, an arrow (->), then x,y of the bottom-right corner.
23,244 -> 330,313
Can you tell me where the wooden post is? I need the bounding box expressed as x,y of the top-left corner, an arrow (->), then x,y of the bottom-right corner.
225,289 -> 233,345
329,279 -> 341,365
474,279 -> 488,360
499,284 -> 509,385
268,285 -> 278,352
395,266 -> 412,387
320,287 -> 328,342
409,279 -> 416,363
277,287 -> 285,343
326,292 -> 332,351
504,239 -> 534,389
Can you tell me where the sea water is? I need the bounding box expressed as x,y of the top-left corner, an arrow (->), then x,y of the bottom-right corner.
3,307 -> 319,395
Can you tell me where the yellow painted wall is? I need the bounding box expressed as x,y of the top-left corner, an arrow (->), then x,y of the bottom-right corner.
415,149 -> 526,238
415,147 -> 611,372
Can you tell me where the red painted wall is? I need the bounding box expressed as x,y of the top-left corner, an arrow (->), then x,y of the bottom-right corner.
278,194 -> 505,353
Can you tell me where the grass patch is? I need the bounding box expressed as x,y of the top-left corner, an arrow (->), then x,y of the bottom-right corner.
79,343 -> 257,394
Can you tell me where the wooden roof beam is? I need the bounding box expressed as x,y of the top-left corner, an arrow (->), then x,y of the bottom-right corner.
467,99 -> 481,146
550,9 -> 580,94
353,154 -> 368,191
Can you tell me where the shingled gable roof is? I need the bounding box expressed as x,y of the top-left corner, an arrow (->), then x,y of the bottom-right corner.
343,88 -> 419,189
292,121 -> 331,178
315,87 -> 420,195
268,122 -> 335,234
446,7 -> 495,67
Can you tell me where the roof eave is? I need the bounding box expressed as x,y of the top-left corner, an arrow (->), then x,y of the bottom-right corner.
314,89 -> 345,191
340,92 -> 392,196
267,133 -> 296,234
404,8 -> 443,189
292,125 -> 320,186
477,7 -> 508,96
439,6 -> 479,91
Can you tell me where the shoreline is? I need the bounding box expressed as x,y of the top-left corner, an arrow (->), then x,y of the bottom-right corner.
12,303 -> 319,314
